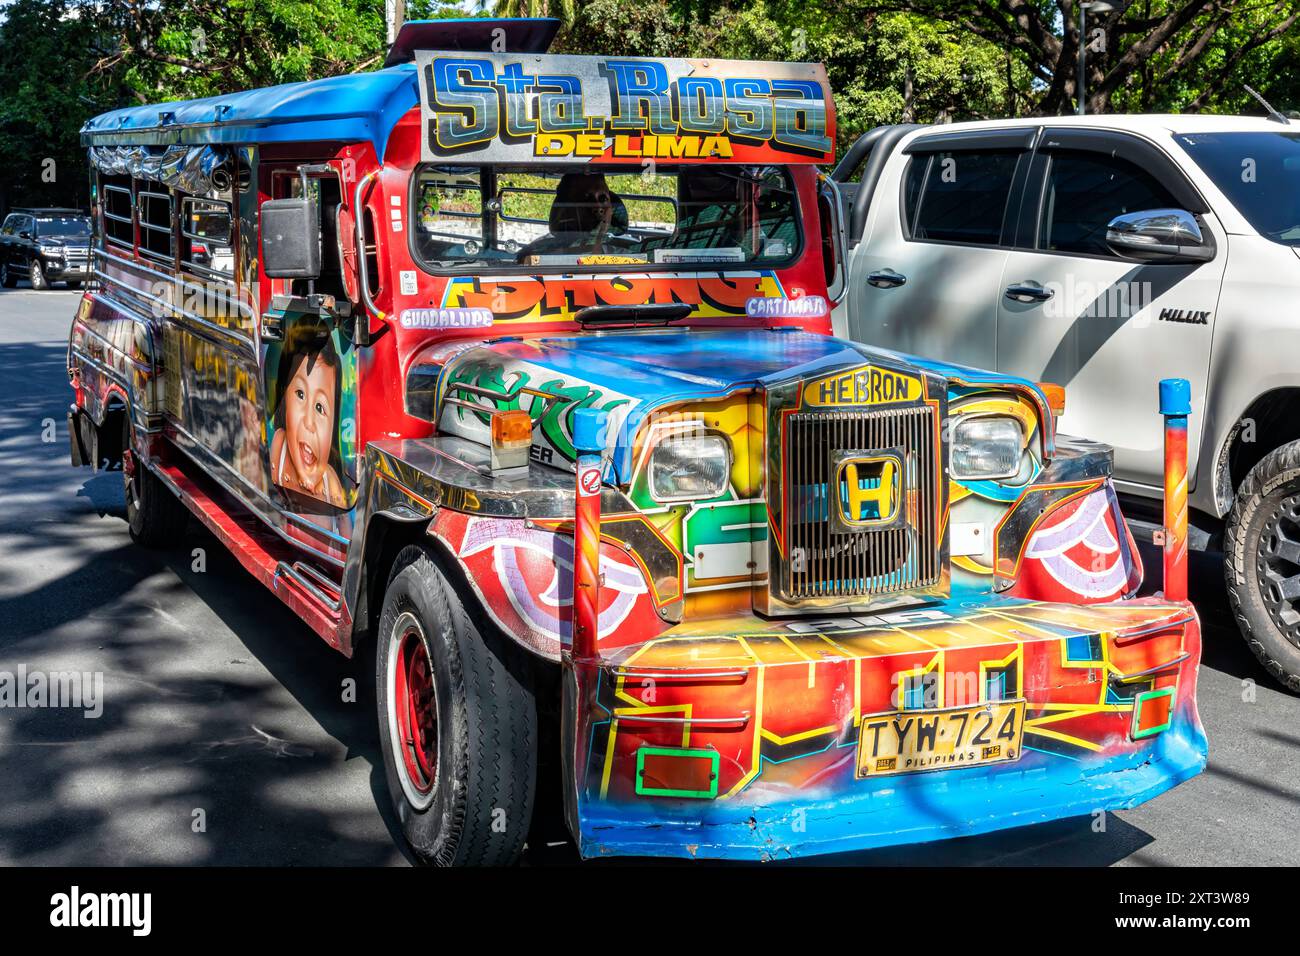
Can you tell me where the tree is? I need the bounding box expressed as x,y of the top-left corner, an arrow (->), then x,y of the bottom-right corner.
861,0 -> 1300,115
81,0 -> 386,102
0,0 -> 131,212
556,0 -> 1029,148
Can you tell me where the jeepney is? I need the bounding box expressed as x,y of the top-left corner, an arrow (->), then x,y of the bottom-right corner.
66,17 -> 1206,864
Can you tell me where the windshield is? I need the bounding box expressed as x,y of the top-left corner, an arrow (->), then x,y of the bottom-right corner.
410,164 -> 801,271
35,216 -> 91,238
1175,131 -> 1300,246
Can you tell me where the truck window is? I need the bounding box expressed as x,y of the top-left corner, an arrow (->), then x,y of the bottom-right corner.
102,181 -> 134,249
903,150 -> 1019,245
1175,131 -> 1300,247
410,164 -> 800,271
181,197 -> 234,276
35,216 -> 91,238
138,190 -> 174,262
1038,150 -> 1179,256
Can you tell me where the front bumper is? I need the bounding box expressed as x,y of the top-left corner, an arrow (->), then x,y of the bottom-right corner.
567,594 -> 1206,861
41,253 -> 90,278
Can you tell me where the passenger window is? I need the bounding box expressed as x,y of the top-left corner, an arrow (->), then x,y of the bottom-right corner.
1,215 -> 14,236
904,150 -> 1020,245
103,182 -> 134,249
138,190 -> 174,261
416,171 -> 485,258
181,197 -> 234,275
1039,150 -> 1179,256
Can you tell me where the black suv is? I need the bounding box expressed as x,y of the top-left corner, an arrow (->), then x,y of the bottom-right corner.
0,207 -> 93,290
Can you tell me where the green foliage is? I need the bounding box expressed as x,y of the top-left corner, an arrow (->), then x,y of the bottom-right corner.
98,0 -> 386,101
0,0 -> 127,210
554,1 -> 1030,149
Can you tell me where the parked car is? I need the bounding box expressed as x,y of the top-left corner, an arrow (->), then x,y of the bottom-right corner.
832,114 -> 1300,691
0,207 -> 93,289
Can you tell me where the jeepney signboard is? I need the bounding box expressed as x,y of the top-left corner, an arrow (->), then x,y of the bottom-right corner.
413,51 -> 835,165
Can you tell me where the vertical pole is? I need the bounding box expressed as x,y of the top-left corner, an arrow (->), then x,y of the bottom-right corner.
385,0 -> 405,47
1160,379 -> 1191,602
571,408 -> 608,663
1077,5 -> 1087,115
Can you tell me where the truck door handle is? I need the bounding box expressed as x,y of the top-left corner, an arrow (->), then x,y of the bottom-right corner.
867,269 -> 907,289
1005,281 -> 1054,303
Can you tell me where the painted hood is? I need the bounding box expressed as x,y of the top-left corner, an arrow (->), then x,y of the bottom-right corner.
433,329 -> 1052,480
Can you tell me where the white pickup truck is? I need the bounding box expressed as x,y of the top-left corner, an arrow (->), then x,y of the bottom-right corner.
831,114 -> 1300,690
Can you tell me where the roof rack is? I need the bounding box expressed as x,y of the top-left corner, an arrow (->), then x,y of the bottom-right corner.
11,207 -> 87,215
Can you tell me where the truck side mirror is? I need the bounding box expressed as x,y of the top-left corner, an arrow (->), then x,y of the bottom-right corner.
1105,208 -> 1214,263
260,196 -> 321,278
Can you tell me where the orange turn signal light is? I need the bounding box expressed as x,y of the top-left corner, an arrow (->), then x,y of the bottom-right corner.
1038,382 -> 1066,418
490,409 -> 533,473
491,409 -> 533,448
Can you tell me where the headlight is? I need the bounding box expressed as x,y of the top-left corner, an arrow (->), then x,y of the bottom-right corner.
951,416 -> 1023,480
649,433 -> 730,501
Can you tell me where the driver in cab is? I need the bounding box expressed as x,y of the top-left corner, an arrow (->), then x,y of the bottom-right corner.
518,172 -> 630,261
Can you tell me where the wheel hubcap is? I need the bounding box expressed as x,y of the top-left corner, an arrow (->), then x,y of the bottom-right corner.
1255,494 -> 1300,648
388,613 -> 438,807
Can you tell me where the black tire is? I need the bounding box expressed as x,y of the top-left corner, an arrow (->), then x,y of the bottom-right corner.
29,260 -> 47,291
0,262 -> 15,288
122,417 -> 187,547
376,545 -> 537,866
1224,439 -> 1300,693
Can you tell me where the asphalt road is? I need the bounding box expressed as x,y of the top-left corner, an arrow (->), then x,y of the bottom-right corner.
1,285 -> 1296,867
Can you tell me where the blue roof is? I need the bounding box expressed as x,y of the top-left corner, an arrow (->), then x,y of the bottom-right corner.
79,17 -> 562,159
81,65 -> 420,159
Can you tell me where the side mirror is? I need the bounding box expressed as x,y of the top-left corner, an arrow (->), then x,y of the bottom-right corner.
18,230 -> 31,240
1105,208 -> 1214,263
260,196 -> 321,278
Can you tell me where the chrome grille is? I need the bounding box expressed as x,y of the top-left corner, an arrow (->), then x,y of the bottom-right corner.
783,405 -> 940,600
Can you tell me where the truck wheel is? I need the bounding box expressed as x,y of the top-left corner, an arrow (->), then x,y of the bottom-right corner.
123,418 -> 187,547
29,260 -> 47,290
1225,439 -> 1300,692
0,262 -> 15,288
376,545 -> 537,866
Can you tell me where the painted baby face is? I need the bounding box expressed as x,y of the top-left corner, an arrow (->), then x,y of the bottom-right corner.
283,352 -> 337,493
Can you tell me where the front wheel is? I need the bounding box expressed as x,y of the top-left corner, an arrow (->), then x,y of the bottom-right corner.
29,260 -> 47,290
1224,439 -> 1300,692
376,545 -> 537,865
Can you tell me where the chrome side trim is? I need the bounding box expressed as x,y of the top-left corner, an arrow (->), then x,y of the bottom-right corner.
275,561 -> 342,614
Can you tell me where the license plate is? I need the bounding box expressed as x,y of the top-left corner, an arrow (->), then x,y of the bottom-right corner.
856,700 -> 1026,778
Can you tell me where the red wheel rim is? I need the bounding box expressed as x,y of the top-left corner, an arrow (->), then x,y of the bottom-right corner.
393,628 -> 437,796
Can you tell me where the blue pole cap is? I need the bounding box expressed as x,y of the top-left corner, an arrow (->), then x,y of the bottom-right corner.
1159,378 -> 1192,416
572,407 -> 609,454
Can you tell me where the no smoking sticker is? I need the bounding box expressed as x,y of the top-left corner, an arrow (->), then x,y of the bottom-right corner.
578,465 -> 601,497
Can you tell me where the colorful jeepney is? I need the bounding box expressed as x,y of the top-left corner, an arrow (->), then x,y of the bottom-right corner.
67,18 -> 1206,863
